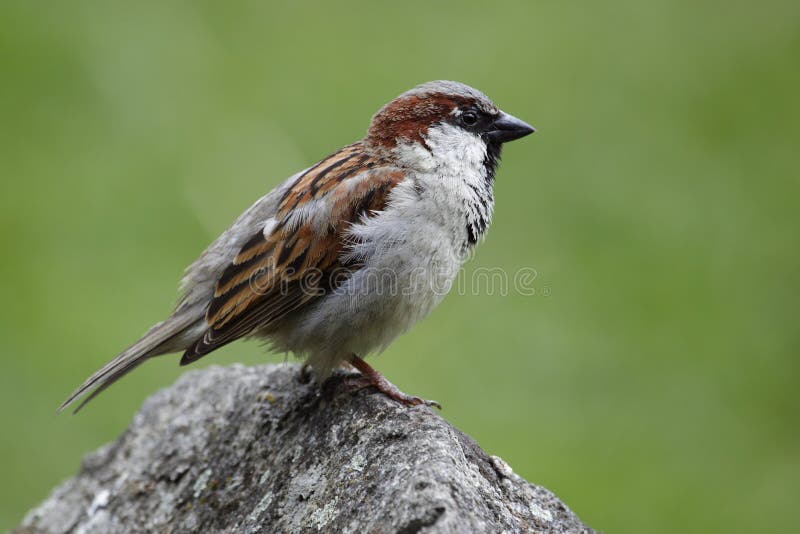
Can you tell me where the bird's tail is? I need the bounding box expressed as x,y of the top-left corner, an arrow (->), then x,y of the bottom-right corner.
59,311 -> 203,413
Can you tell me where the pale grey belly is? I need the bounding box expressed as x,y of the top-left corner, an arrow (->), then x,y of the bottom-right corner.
265,236 -> 462,375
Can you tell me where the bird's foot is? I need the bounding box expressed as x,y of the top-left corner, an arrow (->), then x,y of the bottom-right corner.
340,354 -> 441,409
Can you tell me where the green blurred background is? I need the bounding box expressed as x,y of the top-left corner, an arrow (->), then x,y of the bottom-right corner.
1,1 -> 798,531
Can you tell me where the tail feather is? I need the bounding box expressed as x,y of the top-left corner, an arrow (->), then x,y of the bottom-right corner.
69,357 -> 149,413
59,312 -> 202,413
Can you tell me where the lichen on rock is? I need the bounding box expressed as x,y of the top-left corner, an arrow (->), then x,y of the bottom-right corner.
18,364 -> 594,533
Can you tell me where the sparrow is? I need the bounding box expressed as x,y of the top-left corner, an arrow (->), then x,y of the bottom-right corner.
60,80 -> 534,413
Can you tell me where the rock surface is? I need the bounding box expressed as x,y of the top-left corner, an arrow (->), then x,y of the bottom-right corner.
18,364 -> 595,533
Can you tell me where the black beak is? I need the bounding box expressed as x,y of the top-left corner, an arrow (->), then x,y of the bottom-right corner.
486,111 -> 535,143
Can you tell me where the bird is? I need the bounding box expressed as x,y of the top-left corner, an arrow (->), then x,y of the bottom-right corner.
60,80 -> 535,413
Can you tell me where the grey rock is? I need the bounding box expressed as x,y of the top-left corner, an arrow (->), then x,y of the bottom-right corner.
18,364 -> 595,533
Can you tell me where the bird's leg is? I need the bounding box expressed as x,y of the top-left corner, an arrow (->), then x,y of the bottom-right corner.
298,363 -> 313,384
341,353 -> 441,409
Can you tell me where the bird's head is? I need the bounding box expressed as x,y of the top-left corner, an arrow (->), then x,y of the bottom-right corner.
365,80 -> 534,172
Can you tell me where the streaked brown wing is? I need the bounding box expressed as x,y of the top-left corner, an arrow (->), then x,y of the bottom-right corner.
181,143 -> 404,363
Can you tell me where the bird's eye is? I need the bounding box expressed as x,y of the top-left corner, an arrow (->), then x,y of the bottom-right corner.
460,111 -> 479,126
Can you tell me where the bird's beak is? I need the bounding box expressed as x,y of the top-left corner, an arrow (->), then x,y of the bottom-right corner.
486,111 -> 535,143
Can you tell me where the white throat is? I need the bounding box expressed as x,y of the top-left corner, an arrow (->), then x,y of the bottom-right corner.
389,123 -> 495,251
393,123 -> 488,177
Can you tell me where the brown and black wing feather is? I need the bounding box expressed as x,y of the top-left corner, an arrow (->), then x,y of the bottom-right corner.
182,143 -> 404,364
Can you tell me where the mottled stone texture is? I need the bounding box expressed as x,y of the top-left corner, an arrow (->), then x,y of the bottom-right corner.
18,364 -> 594,533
